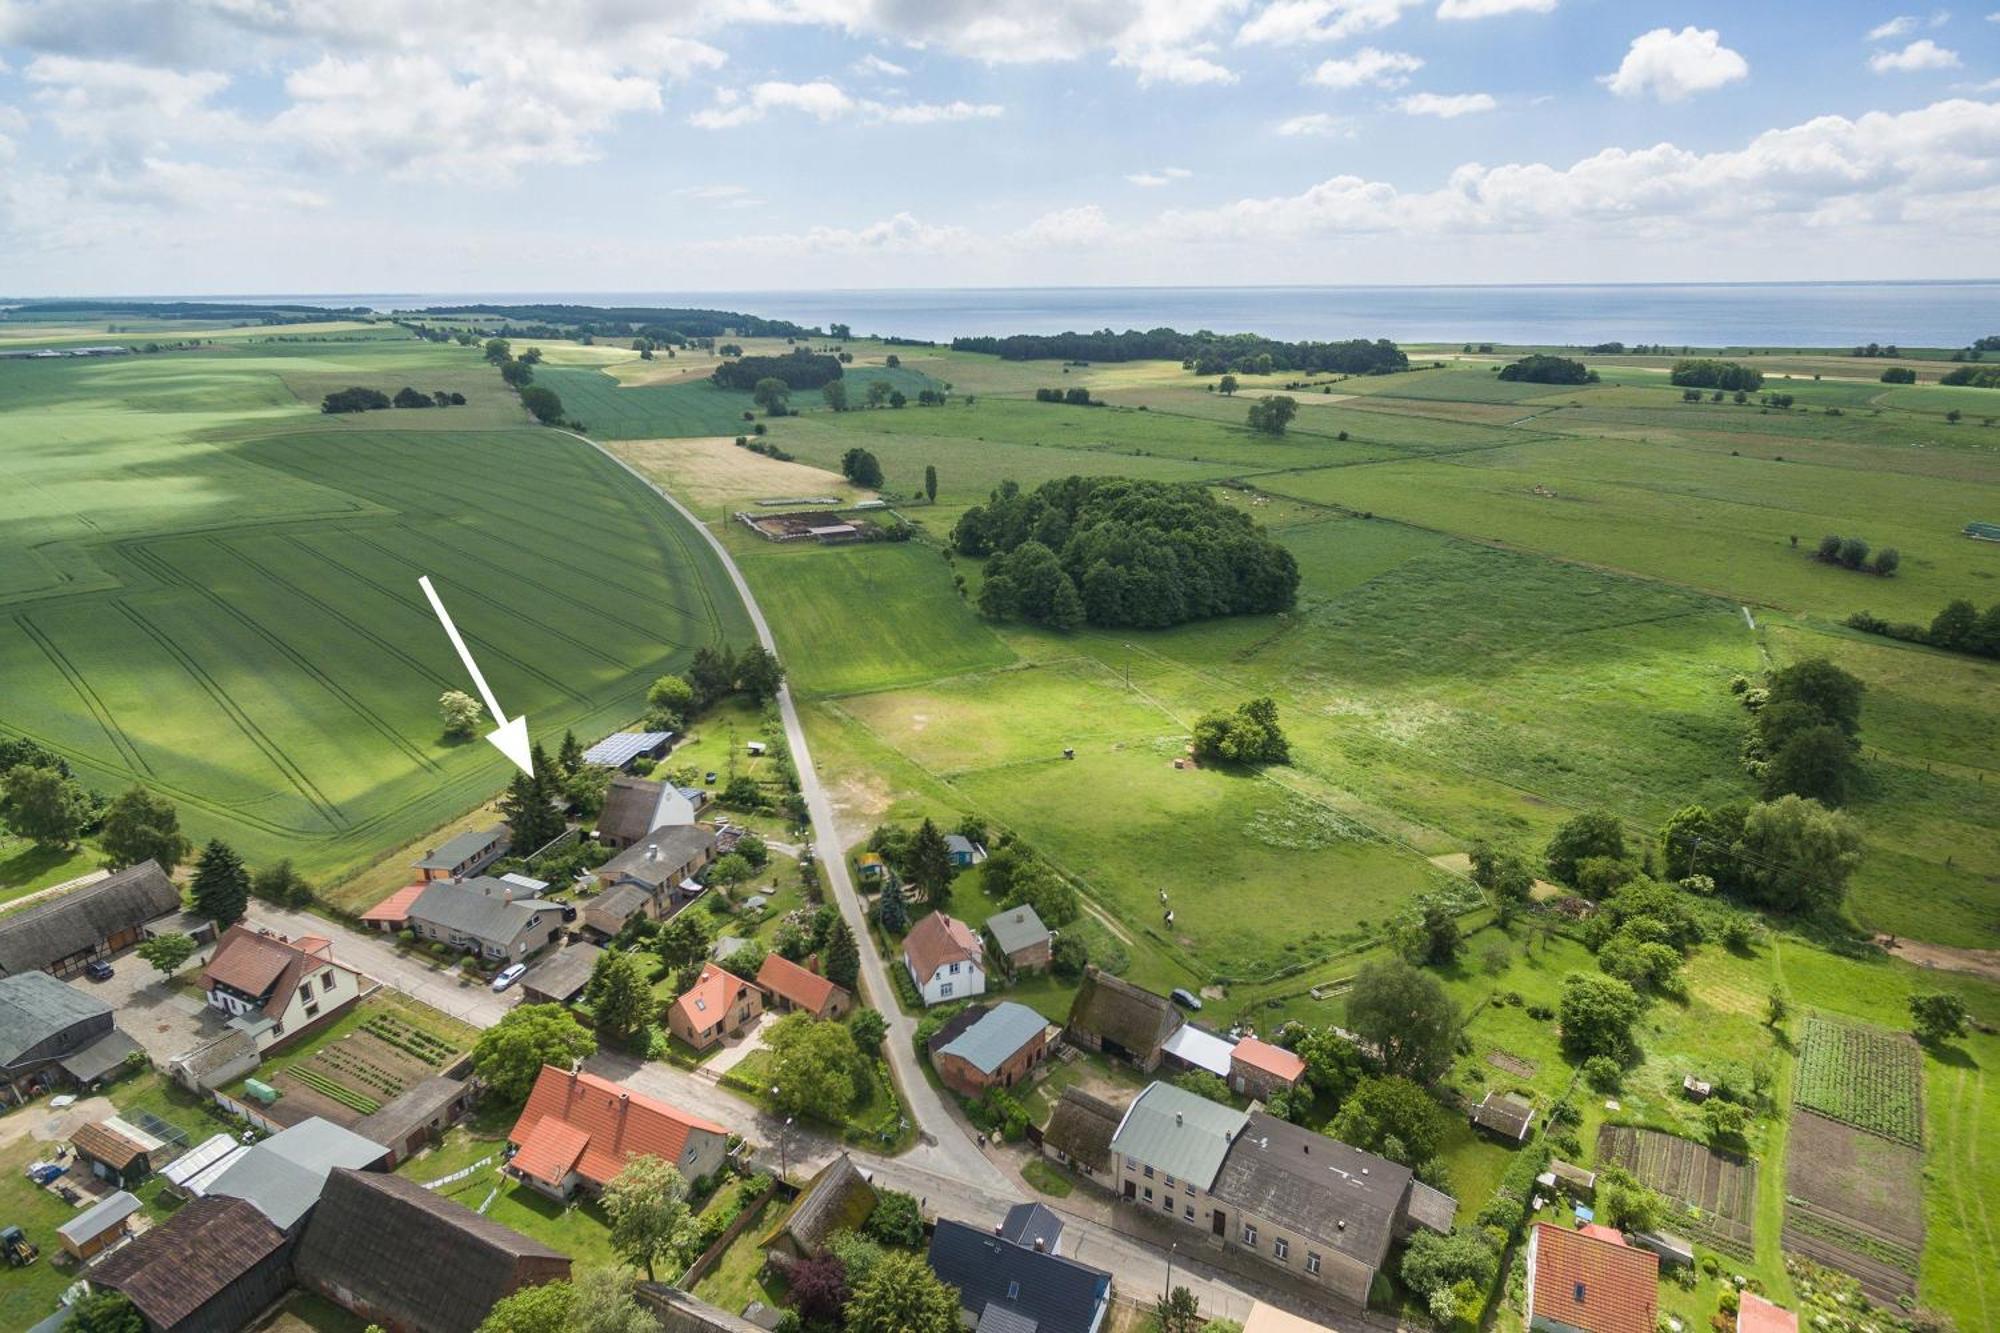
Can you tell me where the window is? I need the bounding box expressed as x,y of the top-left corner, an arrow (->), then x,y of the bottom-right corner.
297,981 -> 312,1003
940,983 -> 954,997
1007,1282 -> 1020,1300
1163,1174 -> 1175,1188
304,1003 -> 320,1019
1143,1165 -> 1154,1179
1161,1194 -> 1173,1212
1240,1224 -> 1257,1247
1306,1252 -> 1321,1276
321,969 -> 335,987
1126,1156 -> 1139,1171
1574,1282 -> 1587,1303
1184,1183 -> 1195,1196
1143,1187 -> 1154,1203
1184,1204 -> 1195,1220
1273,1238 -> 1289,1261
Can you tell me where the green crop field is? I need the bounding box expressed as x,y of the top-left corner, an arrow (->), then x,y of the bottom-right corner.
0,338 -> 751,887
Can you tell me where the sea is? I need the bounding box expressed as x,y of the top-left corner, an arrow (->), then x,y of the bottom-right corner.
148,282 -> 2000,349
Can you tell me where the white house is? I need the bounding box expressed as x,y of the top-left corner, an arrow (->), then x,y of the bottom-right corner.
198,926 -> 363,1051
902,911 -> 985,1007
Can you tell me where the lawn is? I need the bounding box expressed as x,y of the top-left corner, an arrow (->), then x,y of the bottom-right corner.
692,1194 -> 787,1314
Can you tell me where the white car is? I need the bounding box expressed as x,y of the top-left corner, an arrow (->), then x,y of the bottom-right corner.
491,963 -> 527,992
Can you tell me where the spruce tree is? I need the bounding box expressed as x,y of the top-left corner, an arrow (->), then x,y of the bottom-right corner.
909,818 -> 954,908
556,729 -> 584,776
191,839 -> 250,925
823,919 -> 861,990
877,880 -> 909,933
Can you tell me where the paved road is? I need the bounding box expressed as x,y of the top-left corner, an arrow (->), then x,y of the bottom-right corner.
243,904 -> 515,1028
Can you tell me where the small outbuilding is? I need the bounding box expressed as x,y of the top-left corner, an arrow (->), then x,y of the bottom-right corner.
1040,1087 -> 1120,1178
930,1002 -> 1051,1097
1229,1037 -> 1305,1101
580,731 -> 674,771
761,1153 -> 878,1265
411,826 -> 510,881
1538,1159 -> 1598,1200
354,1074 -> 473,1167
518,943 -> 605,1007
983,906 -> 1052,974
57,1188 -> 141,1262
70,1115 -> 165,1188
1471,1090 -> 1536,1143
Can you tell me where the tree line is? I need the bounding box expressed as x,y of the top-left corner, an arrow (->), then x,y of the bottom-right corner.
1669,359 -> 1763,391
1497,354 -> 1597,384
481,338 -> 567,426
1847,597 -> 2000,659
417,302 -> 811,340
321,386 -> 467,413
1940,364 -> 2000,388
951,328 -> 1408,377
953,477 -> 1300,629
1812,533 -> 1898,576
711,350 -> 843,392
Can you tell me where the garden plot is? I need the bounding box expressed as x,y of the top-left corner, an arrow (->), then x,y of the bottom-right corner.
1783,1109 -> 1925,1304
1595,1125 -> 1755,1258
1794,1014 -> 1924,1147
270,1013 -> 461,1127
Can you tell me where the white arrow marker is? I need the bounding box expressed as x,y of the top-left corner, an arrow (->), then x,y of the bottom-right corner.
418,575 -> 534,776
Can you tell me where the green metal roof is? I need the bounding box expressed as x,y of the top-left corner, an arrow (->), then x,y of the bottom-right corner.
1108,1081 -> 1247,1189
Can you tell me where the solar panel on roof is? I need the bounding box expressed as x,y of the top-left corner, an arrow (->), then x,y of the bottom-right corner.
581,732 -> 672,767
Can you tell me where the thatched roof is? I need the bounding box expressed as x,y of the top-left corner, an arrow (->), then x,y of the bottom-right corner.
760,1152 -> 877,1254
296,1168 -> 570,1333
1042,1087 -> 1120,1172
1065,966 -> 1181,1058
0,861 -> 180,976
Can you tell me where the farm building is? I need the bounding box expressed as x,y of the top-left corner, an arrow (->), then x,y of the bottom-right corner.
755,953 -> 851,1020
593,825 -> 718,901
928,1217 -> 1113,1333
205,1116 -> 391,1233
518,942 -> 605,1006
1525,1222 -> 1659,1333
902,911 -> 985,1006
1230,1037 -> 1306,1101
359,883 -> 428,933
353,1074 -> 473,1166
199,926 -> 362,1051
761,1152 -> 878,1264
669,962 -> 762,1050
161,1134 -> 249,1199
411,825 -> 510,881
929,1001 -> 1052,1097
738,510 -> 869,543
405,877 -> 565,963
984,905 -> 1052,973
1472,1090 -> 1536,1143
1737,1292 -> 1799,1333
1162,1023 -> 1236,1079
71,1115 -> 166,1188
944,834 -> 985,867
0,859 -> 182,979
295,1167 -> 572,1333
166,1028 -> 261,1096
635,1283 -> 771,1332
505,1066 -> 728,1200
57,1188 -> 141,1262
596,775 -> 707,847
94,1195 -> 292,1333
0,971 -> 130,1104
1538,1159 -> 1598,1200
1041,1086 -> 1121,1177
581,731 -> 675,771
1066,966 -> 1183,1071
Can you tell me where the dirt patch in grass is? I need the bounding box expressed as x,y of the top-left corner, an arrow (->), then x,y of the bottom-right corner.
1596,1124 -> 1755,1257
1782,1109 -> 1924,1304
617,435 -> 861,511
1486,1049 -> 1538,1079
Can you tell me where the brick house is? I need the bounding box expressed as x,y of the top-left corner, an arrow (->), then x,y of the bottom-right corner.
929,1002 -> 1052,1097
1229,1037 -> 1306,1101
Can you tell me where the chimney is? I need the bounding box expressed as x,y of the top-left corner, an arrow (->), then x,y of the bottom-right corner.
1033,1237 -> 1046,1252
1175,1111 -> 1184,1126
647,844 -> 659,862
1337,1219 -> 1347,1230
994,1222 -> 1005,1236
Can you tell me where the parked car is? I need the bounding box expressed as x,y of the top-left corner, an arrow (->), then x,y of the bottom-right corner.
83,961 -> 114,982
1170,987 -> 1203,1012
491,963 -> 527,992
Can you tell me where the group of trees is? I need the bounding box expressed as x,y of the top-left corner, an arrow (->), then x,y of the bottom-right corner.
1879,366 -> 1918,384
712,350 -> 844,392
321,386 -> 467,413
866,817 -> 966,914
1812,532 -> 1899,576
1848,597 -> 2000,659
420,302 -> 811,343
1244,394 -> 1297,434
951,328 -> 1408,378
1669,359 -> 1763,392
1497,354 -> 1597,385
645,645 -> 786,733
1190,697 -> 1289,765
1940,364 -> 2000,388
1,738 -> 105,851
954,477 -> 1300,630
1033,386 -> 1099,406
840,447 -> 884,487
1739,658 -> 1866,807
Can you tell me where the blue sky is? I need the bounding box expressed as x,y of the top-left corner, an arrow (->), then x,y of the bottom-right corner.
0,0 -> 1995,293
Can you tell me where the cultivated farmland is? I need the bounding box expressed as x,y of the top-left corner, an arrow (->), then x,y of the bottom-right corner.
1784,1109 -> 1926,1303
1597,1124 -> 1756,1257
1795,1015 -> 1925,1146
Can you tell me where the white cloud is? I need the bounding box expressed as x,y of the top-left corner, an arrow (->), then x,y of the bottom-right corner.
674,183 -> 761,208
1960,75 -> 2000,91
0,105 -> 22,161
1309,47 -> 1423,89
1113,45 -> 1238,86
1399,91 -> 1496,117
1237,0 -> 1421,46
1436,0 -> 1557,18
689,81 -> 1001,128
1868,15 -> 1919,39
1602,27 -> 1749,102
1869,39 -> 1962,71
25,55 -> 242,150
852,53 -> 908,77
1011,204 -> 1115,247
1126,166 -> 1193,186
1276,111 -> 1353,135
709,210 -> 975,256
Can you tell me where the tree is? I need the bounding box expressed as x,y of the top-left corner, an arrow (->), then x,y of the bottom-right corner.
191,839 -> 250,925
1391,894 -> 1464,965
1172,1070 -> 1233,1104
1545,811 -> 1627,886
439,689 -> 484,739
484,338 -> 513,364
850,1007 -> 888,1054
1293,1026 -> 1365,1100
1475,846 -> 1536,922
500,358 -> 535,387
1190,697 -> 1289,764
100,786 -> 191,872
1004,860 -> 1079,928
1766,658 -> 1864,735
908,818 -> 954,907
1736,795 -> 1864,915
1156,1286 -> 1204,1333
1702,1097 -> 1750,1145
924,464 -> 938,502
1218,375 -> 1238,396
765,1011 -> 860,1117
1558,971 -> 1642,1060
865,380 -> 893,409
1051,934 -> 1088,978
1331,1075 -> 1447,1167
473,1004 -> 596,1104
752,377 -> 791,415
585,949 -> 655,1045
822,380 -> 849,412
480,1281 -> 573,1333
1909,992 -> 1969,1044
1872,547 -> 1900,576
136,932 -> 197,977
876,879 -> 909,933
840,446 -> 885,487
1596,1166 -> 1662,1232
1246,395 -> 1298,435
1401,1229 -> 1498,1307
1765,985 -> 1790,1028
822,918 -> 861,989
1346,960 -> 1457,1084
602,1155 -> 691,1281
655,912 -> 712,974
863,1189 -> 925,1247
889,390 -> 907,408
1,764 -> 90,848
519,385 -> 565,424
645,674 -> 695,728
69,1291 -> 145,1333
499,745 -> 566,851
735,645 -> 785,703
1929,598 -> 1979,651
1762,723 -> 1858,806
788,1251 -> 850,1323
687,645 -> 738,707
845,1250 -> 960,1333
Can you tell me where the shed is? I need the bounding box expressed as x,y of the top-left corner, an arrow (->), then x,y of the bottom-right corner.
983,905 -> 1051,973
59,1028 -> 143,1084
163,1134 -> 250,1198
1682,1074 -> 1712,1102
761,1153 -> 878,1263
353,1075 -> 472,1166
519,943 -> 605,1006
1041,1086 -> 1121,1176
57,1188 -> 141,1261
1161,1023 -> 1235,1079
581,731 -> 674,770
1632,1230 -> 1695,1268
94,1195 -> 291,1333
71,1116 -> 165,1187
1539,1159 -> 1598,1199
1471,1090 -> 1535,1142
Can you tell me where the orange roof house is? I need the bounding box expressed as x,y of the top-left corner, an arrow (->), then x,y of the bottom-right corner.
902,911 -> 984,1006
756,954 -> 851,1020
1526,1222 -> 1659,1333
505,1067 -> 729,1199
666,963 -> 763,1052
1736,1293 -> 1799,1333
199,925 -> 361,1050
1229,1037 -> 1306,1099
360,883 -> 428,931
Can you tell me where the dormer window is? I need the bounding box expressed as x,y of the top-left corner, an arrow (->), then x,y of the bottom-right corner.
1574,1282 -> 1587,1303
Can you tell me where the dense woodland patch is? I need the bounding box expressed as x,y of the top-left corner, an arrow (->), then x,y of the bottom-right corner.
951,327 -> 1407,377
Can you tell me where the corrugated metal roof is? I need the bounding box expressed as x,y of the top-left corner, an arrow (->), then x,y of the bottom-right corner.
1109,1082 -> 1247,1188
1162,1024 -> 1235,1077
938,1002 -> 1048,1075
58,1189 -> 140,1244
0,971 -> 111,1064
582,732 -> 673,768
413,826 -> 507,870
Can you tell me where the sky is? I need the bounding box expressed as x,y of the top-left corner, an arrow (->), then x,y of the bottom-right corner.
0,0 -> 1996,295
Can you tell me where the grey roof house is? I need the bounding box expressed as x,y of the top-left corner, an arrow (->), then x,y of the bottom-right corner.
1110,1080 -> 1248,1188
594,825 -> 718,894
406,877 -> 565,963
412,826 -> 510,881
984,905 -> 1052,973
596,775 -> 704,847
0,860 -> 181,979
928,1217 -> 1112,1333
0,971 -> 128,1103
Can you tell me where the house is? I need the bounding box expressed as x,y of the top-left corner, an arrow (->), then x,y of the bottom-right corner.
1472,1090 -> 1536,1143
591,825 -> 718,914
519,942 -> 605,1006
1041,1087 -> 1121,1177
1066,966 -> 1183,1072
945,834 -> 985,868
94,1195 -> 292,1333
0,971 -> 130,1104
359,883 -> 428,934
581,731 -> 674,771
71,1115 -> 166,1188
930,1002 -> 1052,1097
1162,1024 -> 1236,1080
405,877 -> 565,963
1737,1292 -> 1799,1333
0,859 -> 182,979
984,905 -> 1052,974
902,910 -> 984,1006
1525,1222 -> 1659,1333
928,1217 -> 1113,1333
295,1167 -> 572,1333
353,1075 -> 474,1166
199,926 -> 362,1051
760,1153 -> 878,1264
596,775 -> 706,847
57,1188 -> 141,1262
411,825 -> 510,881
1111,1079 -> 1248,1214
669,963 -> 762,1051
1242,1304 -> 1337,1333
506,1066 -> 728,1200
205,1116 -> 391,1233
756,953 -> 851,1020
1230,1038 -> 1306,1101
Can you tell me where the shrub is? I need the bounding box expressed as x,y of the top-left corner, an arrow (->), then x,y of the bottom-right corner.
1582,1055 -> 1623,1092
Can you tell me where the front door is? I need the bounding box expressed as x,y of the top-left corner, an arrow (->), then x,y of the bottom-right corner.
1211,1208 -> 1226,1237
1123,1179 -> 1136,1201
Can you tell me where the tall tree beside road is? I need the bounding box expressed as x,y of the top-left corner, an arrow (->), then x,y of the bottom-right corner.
100,786 -> 191,872
190,839 -> 250,925
473,1004 -> 597,1104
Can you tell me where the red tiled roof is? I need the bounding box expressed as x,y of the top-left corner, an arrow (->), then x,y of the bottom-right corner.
1737,1293 -> 1799,1333
506,1067 -> 726,1190
756,953 -> 842,1014
903,911 -> 979,984
1579,1223 -> 1626,1246
199,924 -> 354,1017
1231,1037 -> 1306,1085
673,962 -> 754,1031
361,883 -> 428,925
1529,1223 -> 1658,1333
